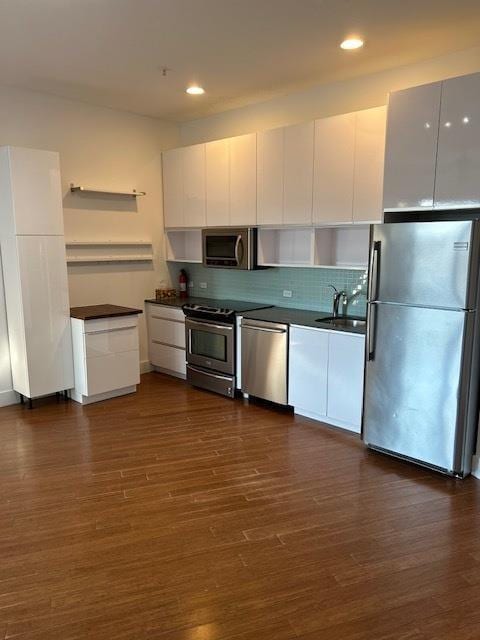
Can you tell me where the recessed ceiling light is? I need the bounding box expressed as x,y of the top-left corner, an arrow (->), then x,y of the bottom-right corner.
340,38 -> 364,50
186,85 -> 205,95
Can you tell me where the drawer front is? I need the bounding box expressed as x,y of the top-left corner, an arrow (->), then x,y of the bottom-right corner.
83,315 -> 139,334
85,327 -> 139,358
150,341 -> 186,375
86,350 -> 140,396
146,304 -> 184,323
147,316 -> 185,348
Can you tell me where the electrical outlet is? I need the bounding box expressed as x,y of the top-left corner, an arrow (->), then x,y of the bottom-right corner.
199,282 -> 208,289
283,290 -> 293,298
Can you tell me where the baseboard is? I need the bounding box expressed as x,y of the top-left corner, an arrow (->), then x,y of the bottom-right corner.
0,389 -> 19,407
294,407 -> 361,435
472,455 -> 480,479
70,385 -> 137,405
140,360 -> 153,374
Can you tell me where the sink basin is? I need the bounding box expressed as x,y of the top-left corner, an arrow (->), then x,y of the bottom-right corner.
316,316 -> 366,329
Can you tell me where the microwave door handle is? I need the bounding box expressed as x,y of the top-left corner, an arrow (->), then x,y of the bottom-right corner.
235,235 -> 244,266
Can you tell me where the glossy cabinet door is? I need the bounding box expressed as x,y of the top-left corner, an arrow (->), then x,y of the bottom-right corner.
17,235 -> 73,398
230,133 -> 257,226
327,332 -> 365,433
313,113 -> 355,224
435,72 -> 480,209
353,107 -> 386,223
283,121 -> 314,224
182,143 -> 206,227
289,326 -> 328,418
205,139 -> 229,227
6,147 -> 64,236
162,147 -> 184,228
257,127 -> 284,225
383,82 -> 441,211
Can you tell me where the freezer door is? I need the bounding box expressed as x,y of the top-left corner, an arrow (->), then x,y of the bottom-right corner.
370,221 -> 477,309
363,302 -> 470,473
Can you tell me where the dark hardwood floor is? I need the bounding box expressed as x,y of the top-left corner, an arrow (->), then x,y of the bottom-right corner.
0,372 -> 479,639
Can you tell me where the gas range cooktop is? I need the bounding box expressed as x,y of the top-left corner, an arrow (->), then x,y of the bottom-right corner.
182,300 -> 272,323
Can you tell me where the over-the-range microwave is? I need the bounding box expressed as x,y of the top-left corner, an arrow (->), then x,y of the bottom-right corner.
202,228 -> 258,270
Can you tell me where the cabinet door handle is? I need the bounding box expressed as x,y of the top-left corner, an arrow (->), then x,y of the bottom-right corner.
86,326 -> 135,335
151,315 -> 184,324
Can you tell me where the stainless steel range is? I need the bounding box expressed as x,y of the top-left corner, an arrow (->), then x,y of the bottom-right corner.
183,300 -> 271,398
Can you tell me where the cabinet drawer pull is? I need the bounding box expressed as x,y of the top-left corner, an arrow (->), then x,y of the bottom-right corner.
151,315 -> 184,324
152,339 -> 185,351
86,326 -> 135,335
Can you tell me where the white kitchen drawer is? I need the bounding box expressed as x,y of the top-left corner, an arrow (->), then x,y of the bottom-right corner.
150,341 -> 186,376
85,350 -> 140,396
83,315 -> 138,334
85,326 -> 139,358
148,317 -> 185,348
147,304 -> 185,323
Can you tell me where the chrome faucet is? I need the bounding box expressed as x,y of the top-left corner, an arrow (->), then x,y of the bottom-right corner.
329,285 -> 347,318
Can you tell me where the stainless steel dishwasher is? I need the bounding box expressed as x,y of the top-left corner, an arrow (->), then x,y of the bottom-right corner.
241,319 -> 289,405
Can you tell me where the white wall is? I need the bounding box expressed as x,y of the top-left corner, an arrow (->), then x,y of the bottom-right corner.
0,85 -> 179,401
181,44 -> 480,144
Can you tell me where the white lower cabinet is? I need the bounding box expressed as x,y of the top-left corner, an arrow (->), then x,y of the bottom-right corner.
71,314 -> 141,404
289,325 -> 365,433
146,304 -> 186,378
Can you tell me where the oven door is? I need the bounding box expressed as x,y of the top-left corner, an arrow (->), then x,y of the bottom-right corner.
202,228 -> 254,269
185,318 -> 235,375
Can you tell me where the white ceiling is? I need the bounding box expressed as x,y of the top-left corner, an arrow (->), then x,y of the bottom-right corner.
0,0 -> 479,122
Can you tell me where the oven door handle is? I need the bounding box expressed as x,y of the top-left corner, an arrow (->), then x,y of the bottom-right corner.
186,319 -> 233,332
187,365 -> 233,381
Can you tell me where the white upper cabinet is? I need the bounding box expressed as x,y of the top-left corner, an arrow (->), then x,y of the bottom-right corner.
162,144 -> 206,228
353,106 -> 386,224
3,147 -> 64,236
283,121 -> 314,225
434,72 -> 480,209
257,126 -> 284,225
205,133 -> 257,227
257,122 -> 314,226
229,133 -> 257,226
313,113 -> 355,224
162,147 -> 184,228
183,143 -> 206,227
206,138 -> 229,227
383,82 -> 441,211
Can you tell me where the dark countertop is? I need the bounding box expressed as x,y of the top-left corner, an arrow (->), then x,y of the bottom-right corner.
71,304 -> 143,321
241,306 -> 366,335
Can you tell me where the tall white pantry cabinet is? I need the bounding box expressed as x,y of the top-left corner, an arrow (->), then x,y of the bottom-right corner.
0,146 -> 74,400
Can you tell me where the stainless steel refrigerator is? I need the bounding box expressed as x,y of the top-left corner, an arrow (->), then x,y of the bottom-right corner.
362,220 -> 480,477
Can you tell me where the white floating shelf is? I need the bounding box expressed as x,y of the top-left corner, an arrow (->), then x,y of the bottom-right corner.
67,255 -> 153,264
70,184 -> 146,197
65,240 -> 152,247
166,258 -> 202,264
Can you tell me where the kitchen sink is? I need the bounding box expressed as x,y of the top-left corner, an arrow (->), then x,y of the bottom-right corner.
316,316 -> 366,329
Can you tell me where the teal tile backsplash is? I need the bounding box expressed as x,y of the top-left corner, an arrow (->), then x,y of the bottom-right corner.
168,263 -> 367,316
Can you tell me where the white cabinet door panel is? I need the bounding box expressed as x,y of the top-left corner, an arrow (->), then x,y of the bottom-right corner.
150,342 -> 186,375
284,122 -> 314,225
383,82 -> 441,210
183,144 -> 206,227
327,332 -> 365,433
257,127 -> 284,225
85,327 -> 139,358
313,113 -> 355,224
162,147 -> 184,228
206,139 -> 229,227
289,326 -> 328,417
86,350 -> 140,396
9,147 -> 64,235
435,72 -> 480,209
17,235 -> 73,397
353,107 -> 386,223
230,134 -> 257,226
147,316 -> 185,349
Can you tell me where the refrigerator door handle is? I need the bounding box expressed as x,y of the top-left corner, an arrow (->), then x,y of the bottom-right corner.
367,303 -> 377,361
368,240 -> 381,302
